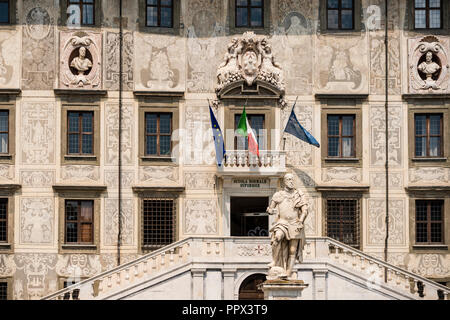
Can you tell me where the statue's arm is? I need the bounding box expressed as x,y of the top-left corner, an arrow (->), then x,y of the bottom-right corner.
298,204 -> 308,224
266,198 -> 278,215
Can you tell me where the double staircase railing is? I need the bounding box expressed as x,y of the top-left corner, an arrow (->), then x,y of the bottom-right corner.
42,236 -> 450,300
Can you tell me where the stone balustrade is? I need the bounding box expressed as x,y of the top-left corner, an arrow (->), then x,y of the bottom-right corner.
218,150 -> 286,175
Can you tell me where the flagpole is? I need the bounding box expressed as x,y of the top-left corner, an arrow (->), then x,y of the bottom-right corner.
280,96 -> 299,151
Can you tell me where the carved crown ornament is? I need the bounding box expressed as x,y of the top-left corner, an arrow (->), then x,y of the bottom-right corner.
409,36 -> 449,94
59,31 -> 102,90
215,32 -> 286,107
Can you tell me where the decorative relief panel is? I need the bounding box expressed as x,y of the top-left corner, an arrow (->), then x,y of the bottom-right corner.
20,197 -> 54,244
185,172 -> 215,190
370,105 -> 402,167
408,36 -> 449,94
105,103 -> 133,165
61,165 -> 99,182
0,30 -> 20,88
370,172 -> 403,190
59,30 -> 102,89
15,254 -> 57,300
139,166 -> 179,183
56,254 -> 102,278
281,105 -> 313,166
22,1 -> 56,89
368,199 -> 405,246
21,102 -> 56,165
20,170 -> 55,188
315,34 -> 369,94
322,167 -> 362,183
105,31 -> 134,90
101,253 -> 117,272
135,33 -> 185,91
273,0 -> 314,94
407,254 -> 450,278
105,170 -> 134,189
409,167 -> 449,183
0,164 -> 14,181
184,199 -> 218,235
0,254 -> 15,277
292,169 -> 315,188
304,197 -> 317,236
104,198 -> 134,246
370,252 -> 407,268
186,0 -> 225,93
236,243 -> 271,257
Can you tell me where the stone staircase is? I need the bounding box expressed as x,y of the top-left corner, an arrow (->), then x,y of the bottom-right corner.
42,237 -> 450,300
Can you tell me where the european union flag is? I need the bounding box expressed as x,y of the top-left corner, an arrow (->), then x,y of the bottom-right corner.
284,106 -> 320,148
209,105 -> 226,166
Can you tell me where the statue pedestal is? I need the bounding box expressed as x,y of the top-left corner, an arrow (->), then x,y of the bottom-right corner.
258,280 -> 309,300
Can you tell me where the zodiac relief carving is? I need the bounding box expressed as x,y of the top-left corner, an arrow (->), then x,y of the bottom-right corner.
216,32 -> 285,93
59,31 -> 101,89
409,36 -> 449,93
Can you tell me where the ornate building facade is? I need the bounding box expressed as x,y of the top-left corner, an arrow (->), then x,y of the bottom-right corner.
0,0 -> 449,300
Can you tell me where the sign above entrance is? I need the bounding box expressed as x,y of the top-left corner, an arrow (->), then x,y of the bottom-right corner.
232,178 -> 269,189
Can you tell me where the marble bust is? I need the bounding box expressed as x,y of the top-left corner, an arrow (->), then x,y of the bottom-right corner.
70,46 -> 92,75
418,51 -> 441,83
266,173 -> 309,280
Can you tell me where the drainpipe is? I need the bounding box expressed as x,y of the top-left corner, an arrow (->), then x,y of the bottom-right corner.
117,0 -> 123,267
383,0 -> 389,282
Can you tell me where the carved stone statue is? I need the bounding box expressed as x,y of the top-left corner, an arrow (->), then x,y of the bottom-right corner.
418,51 -> 441,88
70,46 -> 92,75
266,173 -> 308,280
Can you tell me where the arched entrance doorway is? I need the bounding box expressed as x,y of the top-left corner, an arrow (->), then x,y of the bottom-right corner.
238,273 -> 265,300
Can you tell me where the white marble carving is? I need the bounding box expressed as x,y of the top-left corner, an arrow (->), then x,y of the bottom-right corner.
237,244 -> 271,256
20,170 -> 55,187
20,197 -> 54,244
104,198 -> 134,246
184,199 -> 217,235
140,166 -> 178,183
21,102 -> 56,165
105,103 -> 133,165
409,167 -> 449,183
56,254 -> 102,278
61,165 -> 99,182
368,199 -> 405,246
322,167 -> 362,183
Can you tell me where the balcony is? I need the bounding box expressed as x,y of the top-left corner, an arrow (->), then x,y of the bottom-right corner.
217,150 -> 286,177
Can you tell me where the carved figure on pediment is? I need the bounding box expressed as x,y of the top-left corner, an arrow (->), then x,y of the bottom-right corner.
216,38 -> 242,89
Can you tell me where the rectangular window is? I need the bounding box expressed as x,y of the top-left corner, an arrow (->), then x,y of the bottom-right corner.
65,200 -> 94,244
327,115 -> 355,158
326,198 -> 360,248
236,0 -> 264,28
142,199 -> 175,248
414,114 -> 443,157
67,111 -> 94,155
68,0 -> 95,25
416,200 -> 444,244
414,0 -> 442,29
0,0 -> 9,24
145,113 -> 172,156
0,199 -> 7,243
327,0 -> 354,30
146,0 -> 173,28
0,282 -> 7,300
234,114 -> 265,150
0,111 -> 8,154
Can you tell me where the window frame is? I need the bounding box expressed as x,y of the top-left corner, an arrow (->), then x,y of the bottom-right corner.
415,199 -> 444,244
0,198 -> 8,243
229,0 -> 271,35
0,278 -> 12,300
235,0 -> 264,28
67,111 -> 94,156
144,112 -> 173,157
141,198 -> 176,249
138,0 -> 180,34
61,104 -> 100,165
145,0 -> 174,28
60,0 -> 101,28
413,0 -> 443,29
64,199 -> 94,245
0,104 -> 15,165
67,0 -> 95,26
320,0 -> 361,33
326,0 -> 355,31
408,0 -> 450,31
414,113 -> 443,158
233,113 -> 266,150
327,114 -> 356,158
0,0 -> 16,26
0,195 -> 14,253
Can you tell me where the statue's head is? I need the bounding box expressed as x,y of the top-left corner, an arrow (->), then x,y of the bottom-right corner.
425,51 -> 433,62
79,46 -> 86,58
283,173 -> 295,190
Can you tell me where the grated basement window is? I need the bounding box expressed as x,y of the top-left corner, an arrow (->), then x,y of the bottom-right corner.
142,199 -> 175,249
0,282 -> 7,300
326,198 -> 360,249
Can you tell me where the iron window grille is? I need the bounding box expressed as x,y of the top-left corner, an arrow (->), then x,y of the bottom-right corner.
325,198 -> 360,248
64,200 -> 94,244
235,0 -> 264,28
142,199 -> 176,249
414,114 -> 443,157
68,0 -> 95,26
414,0 -> 442,29
146,0 -> 174,28
415,200 -> 444,244
327,114 -> 356,158
67,111 -> 94,155
0,199 -> 8,242
326,0 -> 354,30
0,282 -> 7,300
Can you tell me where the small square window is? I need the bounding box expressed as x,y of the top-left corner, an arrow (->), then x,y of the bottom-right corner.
235,0 -> 264,28
146,0 -> 173,28
67,0 -> 95,26
414,0 -> 442,29
326,0 -> 354,30
0,1 -> 10,24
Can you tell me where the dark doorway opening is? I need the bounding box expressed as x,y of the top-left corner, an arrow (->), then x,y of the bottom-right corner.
238,273 -> 266,300
230,197 -> 268,236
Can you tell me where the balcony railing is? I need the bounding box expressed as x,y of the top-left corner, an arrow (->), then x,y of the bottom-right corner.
218,150 -> 286,175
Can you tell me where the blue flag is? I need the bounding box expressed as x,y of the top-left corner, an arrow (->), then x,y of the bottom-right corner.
284,107 -> 320,148
209,105 -> 226,166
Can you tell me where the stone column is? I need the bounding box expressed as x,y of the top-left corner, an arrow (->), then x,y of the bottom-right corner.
222,268 -> 236,300
259,280 -> 309,300
192,268 -> 206,300
313,268 -> 328,300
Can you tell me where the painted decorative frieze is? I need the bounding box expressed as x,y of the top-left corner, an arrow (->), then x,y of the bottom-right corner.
105,170 -> 134,189
0,254 -> 16,277
0,30 -> 20,88
304,197 -> 317,236
215,32 -> 285,93
104,198 -> 134,246
409,167 -> 449,183
21,102 -> 56,165
370,172 -> 403,190
322,167 -> 362,183
186,0 -> 225,93
184,199 -> 218,235
185,172 -> 215,190
105,31 -> 134,90
139,166 -> 178,183
135,33 -> 185,91
61,165 -> 99,182
56,254 -> 102,278
105,103 -> 133,165
20,197 -> 54,244
0,164 -> 14,181
407,254 -> 450,279
315,34 -> 369,94
370,105 -> 402,167
368,199 -> 405,246
59,30 -> 102,89
20,170 -> 55,188
408,36 -> 449,93
22,1 -> 56,89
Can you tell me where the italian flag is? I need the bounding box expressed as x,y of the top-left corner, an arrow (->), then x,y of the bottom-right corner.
236,106 -> 260,157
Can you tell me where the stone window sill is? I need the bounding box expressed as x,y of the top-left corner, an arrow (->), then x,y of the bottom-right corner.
141,156 -> 175,162
412,157 -> 447,162
413,244 -> 448,250
64,155 -> 97,161
0,154 -> 12,160
324,157 -> 360,162
0,243 -> 11,249
62,244 -> 97,250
